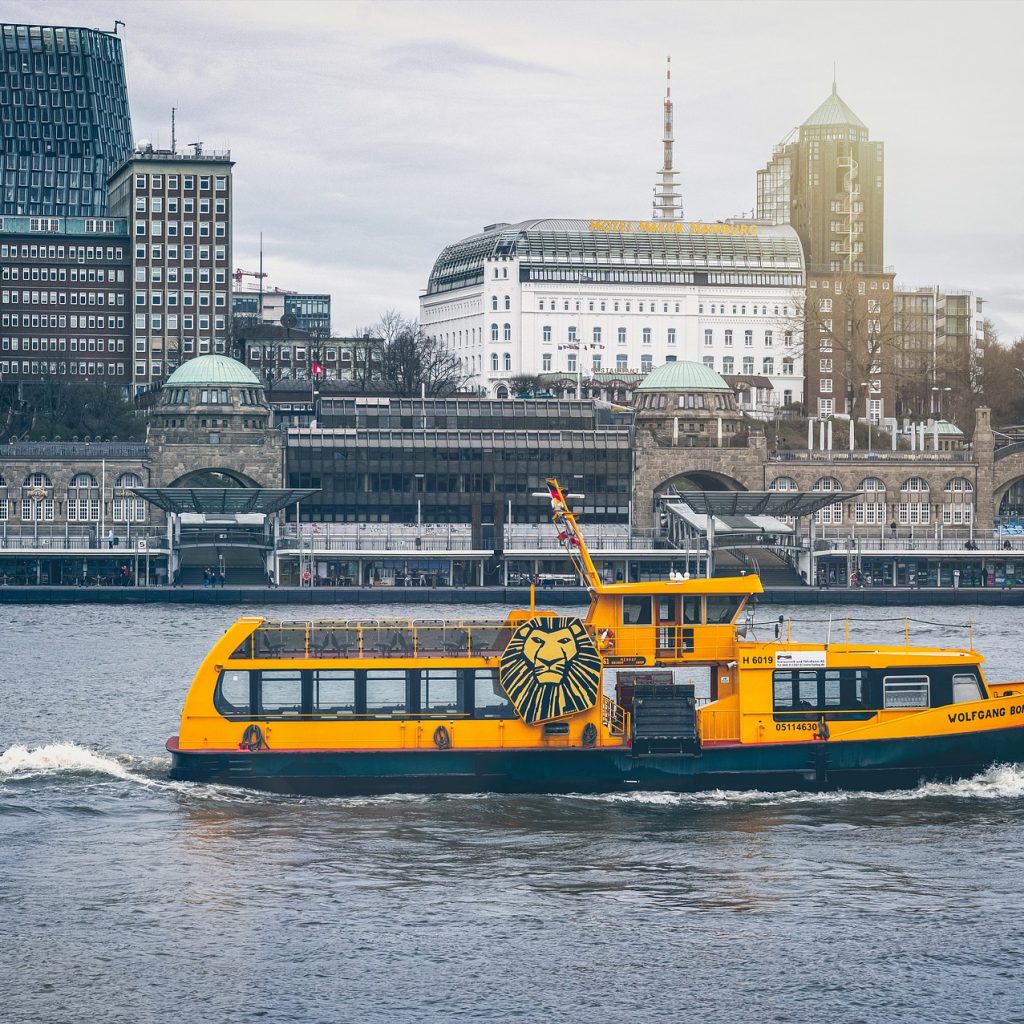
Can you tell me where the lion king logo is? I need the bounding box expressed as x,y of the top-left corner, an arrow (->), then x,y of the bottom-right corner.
499,617 -> 602,724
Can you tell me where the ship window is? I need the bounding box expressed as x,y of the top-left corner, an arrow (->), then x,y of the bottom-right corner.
366,670 -> 407,714
622,597 -> 652,625
215,670 -> 250,716
260,670 -> 302,715
882,675 -> 930,709
705,596 -> 742,624
314,669 -> 356,714
683,597 -> 701,624
474,669 -> 516,719
952,673 -> 983,704
422,668 -> 459,714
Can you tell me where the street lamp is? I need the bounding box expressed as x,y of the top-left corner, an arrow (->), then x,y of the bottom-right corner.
931,385 -> 952,418
860,382 -> 872,453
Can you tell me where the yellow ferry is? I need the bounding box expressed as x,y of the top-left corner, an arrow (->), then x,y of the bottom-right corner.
167,479 -> 1024,795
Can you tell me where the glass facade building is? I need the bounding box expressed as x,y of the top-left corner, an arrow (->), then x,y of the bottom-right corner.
287,399 -> 633,545
0,23 -> 133,218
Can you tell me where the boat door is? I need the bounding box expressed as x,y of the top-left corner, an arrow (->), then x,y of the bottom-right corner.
656,594 -> 701,658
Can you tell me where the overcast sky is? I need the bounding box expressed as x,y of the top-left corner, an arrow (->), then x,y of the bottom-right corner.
11,0 -> 1024,339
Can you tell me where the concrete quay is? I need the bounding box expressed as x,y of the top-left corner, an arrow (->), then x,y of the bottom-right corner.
0,584 -> 1021,607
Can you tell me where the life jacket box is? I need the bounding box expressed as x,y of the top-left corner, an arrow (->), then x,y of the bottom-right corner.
632,681 -> 699,755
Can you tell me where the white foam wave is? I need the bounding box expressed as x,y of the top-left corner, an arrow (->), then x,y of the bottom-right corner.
0,741 -> 152,785
569,762 -> 1024,808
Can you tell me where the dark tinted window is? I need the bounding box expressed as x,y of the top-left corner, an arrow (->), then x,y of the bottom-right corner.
215,669 -> 250,716
474,669 -> 516,719
623,597 -> 652,625
706,596 -> 742,624
422,669 -> 458,714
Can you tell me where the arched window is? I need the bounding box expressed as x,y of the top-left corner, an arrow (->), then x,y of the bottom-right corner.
770,477 -> 799,491
113,472 -> 147,523
491,296 -> 498,311
504,295 -> 510,310
503,352 -> 512,371
898,477 -> 930,525
813,477 -> 844,525
490,353 -> 499,372
21,472 -> 54,522
943,477 -> 974,526
68,472 -> 100,522
855,477 -> 886,525
503,323 -> 511,342
496,385 -> 509,399
490,323 -> 499,342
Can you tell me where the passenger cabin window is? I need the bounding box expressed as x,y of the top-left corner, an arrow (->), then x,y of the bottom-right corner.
260,670 -> 302,715
622,597 -> 652,625
366,670 -> 406,714
683,597 -> 701,624
315,670 -> 356,714
705,596 -> 742,624
474,669 -> 516,719
422,668 -> 459,714
883,675 -> 930,709
773,669 -> 868,712
215,670 -> 251,716
952,673 -> 983,704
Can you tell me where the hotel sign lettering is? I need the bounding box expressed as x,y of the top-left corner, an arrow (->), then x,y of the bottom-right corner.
588,219 -> 759,236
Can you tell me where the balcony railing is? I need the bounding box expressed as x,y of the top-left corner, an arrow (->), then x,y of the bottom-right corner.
770,449 -> 972,463
0,525 -> 165,551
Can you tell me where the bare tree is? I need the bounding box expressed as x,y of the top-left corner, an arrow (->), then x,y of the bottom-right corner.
793,271 -> 895,425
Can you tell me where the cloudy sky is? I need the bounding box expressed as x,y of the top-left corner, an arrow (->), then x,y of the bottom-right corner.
11,0 -> 1024,338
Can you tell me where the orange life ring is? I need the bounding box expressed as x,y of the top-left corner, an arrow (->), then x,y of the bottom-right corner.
302,570 -> 312,583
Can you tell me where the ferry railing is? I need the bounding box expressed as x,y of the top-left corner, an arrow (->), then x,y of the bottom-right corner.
602,695 -> 630,737
236,619 -> 512,660
600,624 -> 741,663
700,707 -> 740,743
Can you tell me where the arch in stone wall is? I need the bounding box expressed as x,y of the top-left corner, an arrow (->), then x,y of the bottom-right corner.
170,467 -> 262,489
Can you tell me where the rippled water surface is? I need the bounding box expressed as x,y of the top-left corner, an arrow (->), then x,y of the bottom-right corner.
3,602 -> 1024,1023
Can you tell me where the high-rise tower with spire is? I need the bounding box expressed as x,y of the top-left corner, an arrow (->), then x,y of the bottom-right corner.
756,81 -> 884,273
652,57 -> 682,221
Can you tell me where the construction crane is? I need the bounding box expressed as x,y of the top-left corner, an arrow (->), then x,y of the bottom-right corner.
233,268 -> 268,285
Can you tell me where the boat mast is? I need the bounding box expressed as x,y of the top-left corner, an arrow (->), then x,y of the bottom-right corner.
545,478 -> 603,593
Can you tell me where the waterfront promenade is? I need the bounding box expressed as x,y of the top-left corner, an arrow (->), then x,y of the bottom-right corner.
0,583 -> 1021,607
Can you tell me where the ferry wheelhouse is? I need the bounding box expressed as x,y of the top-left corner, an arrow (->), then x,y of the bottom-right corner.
167,480 -> 1024,795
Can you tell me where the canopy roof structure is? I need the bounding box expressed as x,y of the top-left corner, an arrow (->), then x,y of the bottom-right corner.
132,487 -> 319,515
665,504 -> 794,537
664,490 -> 861,519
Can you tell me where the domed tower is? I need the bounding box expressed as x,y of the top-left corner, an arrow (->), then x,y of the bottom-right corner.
633,361 -> 744,447
153,354 -> 270,435
147,354 -> 283,489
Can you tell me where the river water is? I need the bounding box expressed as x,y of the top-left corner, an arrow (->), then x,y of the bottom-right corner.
3,602 -> 1024,1023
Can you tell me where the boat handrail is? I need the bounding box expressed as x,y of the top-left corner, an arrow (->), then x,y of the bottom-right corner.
234,618 -> 522,661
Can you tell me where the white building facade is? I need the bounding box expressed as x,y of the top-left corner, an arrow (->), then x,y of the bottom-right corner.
420,219 -> 806,413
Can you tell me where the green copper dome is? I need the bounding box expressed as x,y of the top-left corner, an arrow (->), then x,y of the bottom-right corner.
803,83 -> 867,130
636,361 -> 732,392
164,355 -> 262,388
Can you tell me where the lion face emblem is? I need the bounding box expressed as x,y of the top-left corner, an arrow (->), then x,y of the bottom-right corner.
499,617 -> 601,724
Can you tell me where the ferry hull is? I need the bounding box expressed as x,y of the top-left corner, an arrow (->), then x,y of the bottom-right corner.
167,725 -> 1024,796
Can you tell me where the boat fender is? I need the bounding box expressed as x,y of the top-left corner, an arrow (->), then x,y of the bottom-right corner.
817,717 -> 830,742
433,725 -> 451,750
582,723 -> 598,747
240,723 -> 267,751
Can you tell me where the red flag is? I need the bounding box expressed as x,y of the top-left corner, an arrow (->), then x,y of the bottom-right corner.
312,362 -> 325,377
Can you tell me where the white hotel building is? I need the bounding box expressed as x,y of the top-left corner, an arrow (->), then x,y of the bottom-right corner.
420,218 -> 805,413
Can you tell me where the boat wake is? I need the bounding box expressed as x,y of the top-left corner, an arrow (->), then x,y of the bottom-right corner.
575,762 -> 1024,807
0,741 -> 161,786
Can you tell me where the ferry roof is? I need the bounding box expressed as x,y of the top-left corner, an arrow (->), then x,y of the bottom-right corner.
596,575 -> 764,597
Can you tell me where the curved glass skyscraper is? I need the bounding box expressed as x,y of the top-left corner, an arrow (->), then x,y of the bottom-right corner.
0,23 -> 133,216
